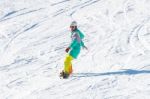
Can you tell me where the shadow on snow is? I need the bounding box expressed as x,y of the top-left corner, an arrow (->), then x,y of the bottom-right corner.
73,69 -> 150,77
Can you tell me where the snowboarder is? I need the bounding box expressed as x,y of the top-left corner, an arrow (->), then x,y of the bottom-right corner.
60,21 -> 87,79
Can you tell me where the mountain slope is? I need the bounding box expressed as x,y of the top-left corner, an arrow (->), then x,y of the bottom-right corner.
0,0 -> 150,99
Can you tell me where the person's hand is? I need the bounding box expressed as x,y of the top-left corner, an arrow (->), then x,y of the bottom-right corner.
65,47 -> 70,53
83,46 -> 88,50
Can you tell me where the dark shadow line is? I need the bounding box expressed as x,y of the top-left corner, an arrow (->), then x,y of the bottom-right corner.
72,69 -> 150,77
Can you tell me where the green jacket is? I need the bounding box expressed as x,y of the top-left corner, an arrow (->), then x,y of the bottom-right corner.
69,29 -> 85,59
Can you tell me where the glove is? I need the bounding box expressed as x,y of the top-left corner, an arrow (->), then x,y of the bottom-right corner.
65,47 -> 70,53
83,46 -> 88,50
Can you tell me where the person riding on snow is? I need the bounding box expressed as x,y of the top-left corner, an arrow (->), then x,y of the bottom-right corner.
60,21 -> 87,78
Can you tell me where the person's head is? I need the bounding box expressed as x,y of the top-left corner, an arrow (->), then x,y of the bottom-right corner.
70,21 -> 77,31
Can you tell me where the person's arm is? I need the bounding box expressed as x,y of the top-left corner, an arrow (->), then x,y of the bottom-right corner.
77,29 -> 88,49
69,40 -> 78,49
66,33 -> 78,53
77,29 -> 84,39
81,41 -> 88,50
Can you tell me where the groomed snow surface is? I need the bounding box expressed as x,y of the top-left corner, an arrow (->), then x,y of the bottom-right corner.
0,0 -> 150,99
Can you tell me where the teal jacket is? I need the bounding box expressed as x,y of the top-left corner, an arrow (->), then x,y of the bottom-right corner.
69,29 -> 85,59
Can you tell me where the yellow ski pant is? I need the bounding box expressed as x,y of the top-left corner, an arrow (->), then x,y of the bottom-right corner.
64,54 -> 73,74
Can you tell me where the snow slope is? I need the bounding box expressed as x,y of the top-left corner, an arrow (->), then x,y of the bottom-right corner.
0,0 -> 150,99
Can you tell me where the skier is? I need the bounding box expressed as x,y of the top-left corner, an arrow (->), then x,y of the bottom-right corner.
60,21 -> 87,78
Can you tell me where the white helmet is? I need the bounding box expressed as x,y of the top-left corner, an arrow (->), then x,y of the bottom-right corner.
70,21 -> 77,27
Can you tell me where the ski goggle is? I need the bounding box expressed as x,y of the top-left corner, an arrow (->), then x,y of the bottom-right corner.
70,26 -> 76,28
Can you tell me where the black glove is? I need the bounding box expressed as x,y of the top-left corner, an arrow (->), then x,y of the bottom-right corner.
65,47 -> 70,53
83,46 -> 88,50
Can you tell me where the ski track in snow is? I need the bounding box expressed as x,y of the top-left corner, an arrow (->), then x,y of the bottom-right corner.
52,0 -> 102,17
0,0 -> 150,99
0,8 -> 44,22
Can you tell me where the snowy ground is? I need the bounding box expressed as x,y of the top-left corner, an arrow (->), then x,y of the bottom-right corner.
0,0 -> 150,99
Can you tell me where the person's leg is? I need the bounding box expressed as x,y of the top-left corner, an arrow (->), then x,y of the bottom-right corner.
64,54 -> 73,74
69,64 -> 73,74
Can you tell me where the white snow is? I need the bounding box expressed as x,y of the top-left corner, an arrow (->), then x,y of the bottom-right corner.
0,0 -> 150,99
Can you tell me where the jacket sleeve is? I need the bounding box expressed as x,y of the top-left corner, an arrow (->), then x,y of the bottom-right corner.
81,41 -> 85,47
78,30 -> 85,47
69,40 -> 78,48
78,29 -> 84,39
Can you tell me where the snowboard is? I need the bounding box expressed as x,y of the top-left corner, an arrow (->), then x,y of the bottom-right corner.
59,70 -> 70,79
